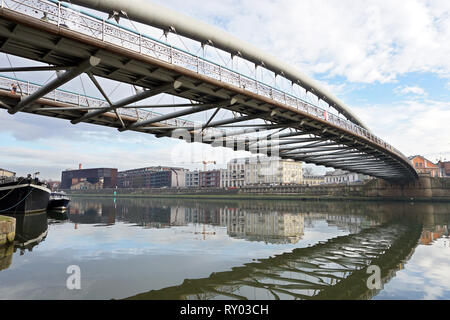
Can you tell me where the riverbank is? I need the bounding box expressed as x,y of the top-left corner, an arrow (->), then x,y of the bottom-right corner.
65,175 -> 450,202
66,192 -> 450,203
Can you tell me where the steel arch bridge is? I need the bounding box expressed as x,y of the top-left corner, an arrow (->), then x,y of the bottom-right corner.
0,0 -> 418,181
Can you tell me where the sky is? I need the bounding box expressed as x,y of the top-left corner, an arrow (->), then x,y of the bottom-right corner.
1,0 -> 450,180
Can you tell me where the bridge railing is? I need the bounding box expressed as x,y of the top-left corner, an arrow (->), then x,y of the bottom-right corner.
0,74 -> 235,139
0,0 -> 411,164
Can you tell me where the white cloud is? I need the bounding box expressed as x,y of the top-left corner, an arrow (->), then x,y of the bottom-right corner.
151,0 -> 450,83
395,86 -> 427,96
378,238 -> 450,300
353,99 -> 450,160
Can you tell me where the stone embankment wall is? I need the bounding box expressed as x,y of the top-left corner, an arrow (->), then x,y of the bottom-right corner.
67,187 -> 238,196
65,175 -> 450,201
0,243 -> 13,271
0,215 -> 15,246
241,175 -> 450,200
240,184 -> 365,197
364,175 -> 450,199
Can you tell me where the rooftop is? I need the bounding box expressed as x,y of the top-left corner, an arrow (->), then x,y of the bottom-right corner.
408,155 -> 437,164
0,168 -> 15,174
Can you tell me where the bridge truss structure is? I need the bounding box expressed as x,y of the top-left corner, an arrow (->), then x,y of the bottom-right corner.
0,0 -> 418,181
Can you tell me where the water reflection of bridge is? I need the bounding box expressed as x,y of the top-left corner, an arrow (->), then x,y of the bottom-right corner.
126,221 -> 422,300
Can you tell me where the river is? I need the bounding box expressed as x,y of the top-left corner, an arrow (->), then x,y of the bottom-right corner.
0,197 -> 449,300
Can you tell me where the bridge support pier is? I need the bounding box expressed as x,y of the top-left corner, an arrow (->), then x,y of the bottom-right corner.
365,174 -> 449,199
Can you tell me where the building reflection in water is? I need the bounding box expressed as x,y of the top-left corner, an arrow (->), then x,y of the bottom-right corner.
414,202 -> 450,246
68,199 -> 308,243
220,208 -> 304,244
65,198 -> 398,245
420,225 -> 449,245
69,199 -> 116,227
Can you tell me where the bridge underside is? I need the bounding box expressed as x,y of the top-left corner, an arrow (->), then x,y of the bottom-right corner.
0,4 -> 418,182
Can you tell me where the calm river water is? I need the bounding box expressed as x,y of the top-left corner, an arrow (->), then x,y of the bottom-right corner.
0,197 -> 449,300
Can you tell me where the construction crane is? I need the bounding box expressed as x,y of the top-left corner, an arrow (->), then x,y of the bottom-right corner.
186,160 -> 217,171
194,225 -> 216,240
194,210 -> 217,240
200,160 -> 216,171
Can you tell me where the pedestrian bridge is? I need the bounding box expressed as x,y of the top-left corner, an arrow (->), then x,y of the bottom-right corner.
0,0 -> 418,181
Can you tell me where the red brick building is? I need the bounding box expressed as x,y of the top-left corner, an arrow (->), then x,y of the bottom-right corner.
438,161 -> 450,177
199,170 -> 221,188
61,168 -> 118,189
409,155 -> 440,177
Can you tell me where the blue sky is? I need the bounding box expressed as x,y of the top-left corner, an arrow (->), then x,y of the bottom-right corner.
1,0 -> 449,180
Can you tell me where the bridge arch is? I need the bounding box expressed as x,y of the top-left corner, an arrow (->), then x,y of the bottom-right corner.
67,0 -> 368,130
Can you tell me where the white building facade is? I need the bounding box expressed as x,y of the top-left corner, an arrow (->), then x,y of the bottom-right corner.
324,169 -> 370,185
186,171 -> 200,187
302,175 -> 325,186
221,158 -> 247,188
245,157 -> 303,185
220,157 -> 303,188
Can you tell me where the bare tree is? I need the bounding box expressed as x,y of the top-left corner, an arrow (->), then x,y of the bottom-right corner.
303,167 -> 314,176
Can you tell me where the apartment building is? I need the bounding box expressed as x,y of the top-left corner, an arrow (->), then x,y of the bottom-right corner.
245,157 -> 303,185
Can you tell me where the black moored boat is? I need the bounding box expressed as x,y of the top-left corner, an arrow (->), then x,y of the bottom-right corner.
0,175 -> 50,214
47,191 -> 71,211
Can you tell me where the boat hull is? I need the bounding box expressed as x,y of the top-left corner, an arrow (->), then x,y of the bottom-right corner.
0,183 -> 50,214
47,198 -> 70,210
